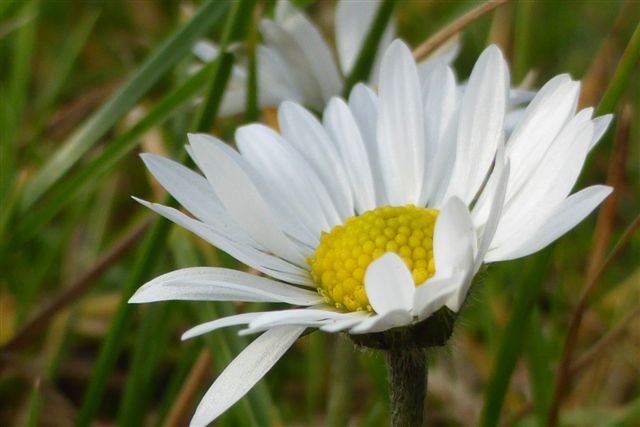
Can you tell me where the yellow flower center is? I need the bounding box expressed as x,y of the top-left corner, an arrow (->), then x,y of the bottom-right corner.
307,205 -> 438,312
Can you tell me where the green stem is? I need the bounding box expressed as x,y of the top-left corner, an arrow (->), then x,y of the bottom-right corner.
385,348 -> 427,427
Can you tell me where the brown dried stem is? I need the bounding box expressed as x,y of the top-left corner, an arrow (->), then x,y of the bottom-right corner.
413,0 -> 510,61
161,350 -> 211,427
545,213 -> 640,427
569,304 -> 640,376
585,104 -> 631,282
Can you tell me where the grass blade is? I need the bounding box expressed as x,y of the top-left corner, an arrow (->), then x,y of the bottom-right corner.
20,0 -> 229,210
11,62 -> 212,246
195,0 -> 256,132
74,217 -> 173,427
525,308 -> 554,424
117,303 -> 174,426
596,21 -> 640,116
35,11 -> 99,112
342,0 -> 395,96
513,0 -> 534,84
0,0 -> 37,241
479,250 -> 553,427
245,6 -> 259,122
26,378 -> 44,427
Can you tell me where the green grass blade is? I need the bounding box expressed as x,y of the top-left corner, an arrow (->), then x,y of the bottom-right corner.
0,0 -> 37,239
195,52 -> 234,132
26,379 -> 44,427
525,308 -> 554,424
195,0 -> 256,131
513,0 -> 534,84
11,62 -> 212,246
75,217 -> 172,427
117,303 -> 174,426
6,0 -> 36,122
20,0 -> 229,210
479,250 -> 553,427
245,12 -> 259,122
36,11 -> 99,112
596,21 -> 640,116
154,339 -> 201,426
342,0 -> 395,97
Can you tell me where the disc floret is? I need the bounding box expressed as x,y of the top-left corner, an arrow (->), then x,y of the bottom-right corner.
308,205 -> 438,312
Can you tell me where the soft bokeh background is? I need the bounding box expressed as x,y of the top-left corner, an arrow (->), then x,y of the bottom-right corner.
1,1 -> 639,426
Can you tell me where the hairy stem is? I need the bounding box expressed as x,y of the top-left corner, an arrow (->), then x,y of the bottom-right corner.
385,347 -> 427,427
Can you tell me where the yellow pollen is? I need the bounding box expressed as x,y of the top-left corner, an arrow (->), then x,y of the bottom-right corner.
307,205 -> 439,312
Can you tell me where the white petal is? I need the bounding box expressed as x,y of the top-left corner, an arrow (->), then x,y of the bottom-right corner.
590,114 -> 613,150
275,7 -> 343,103
508,88 -> 536,105
319,312 -> 370,333
446,45 -> 509,204
242,308 -> 357,334
416,34 -> 460,81
188,133 -> 305,265
432,198 -> 476,312
218,85 -> 251,117
274,0 -> 297,23
420,64 -> 459,205
492,112 -> 595,250
348,310 -> 412,334
413,274 -> 463,320
182,312 -> 263,340
364,252 -> 415,315
140,154 -> 232,232
129,267 -> 321,305
256,46 -> 303,106
471,141 -> 510,271
260,19 -> 324,107
486,185 -> 612,262
505,75 -> 580,200
347,83 -> 387,206
278,101 -> 354,219
434,197 -> 477,273
236,124 -> 341,234
377,39 -> 426,205
190,326 -> 305,427
335,0 -> 394,76
323,97 -> 376,213
192,40 -> 219,62
133,198 -> 312,286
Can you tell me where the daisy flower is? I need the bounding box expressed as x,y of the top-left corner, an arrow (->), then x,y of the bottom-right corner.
193,0 -> 459,116
130,40 -> 612,426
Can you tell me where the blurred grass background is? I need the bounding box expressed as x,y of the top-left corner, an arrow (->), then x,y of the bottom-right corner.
0,0 -> 639,426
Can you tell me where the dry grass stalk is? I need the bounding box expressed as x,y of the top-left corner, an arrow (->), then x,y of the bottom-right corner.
161,349 -> 211,427
413,0 -> 510,61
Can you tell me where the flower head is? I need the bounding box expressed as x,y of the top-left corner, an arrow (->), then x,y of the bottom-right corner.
193,0 -> 459,116
130,40 -> 612,426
